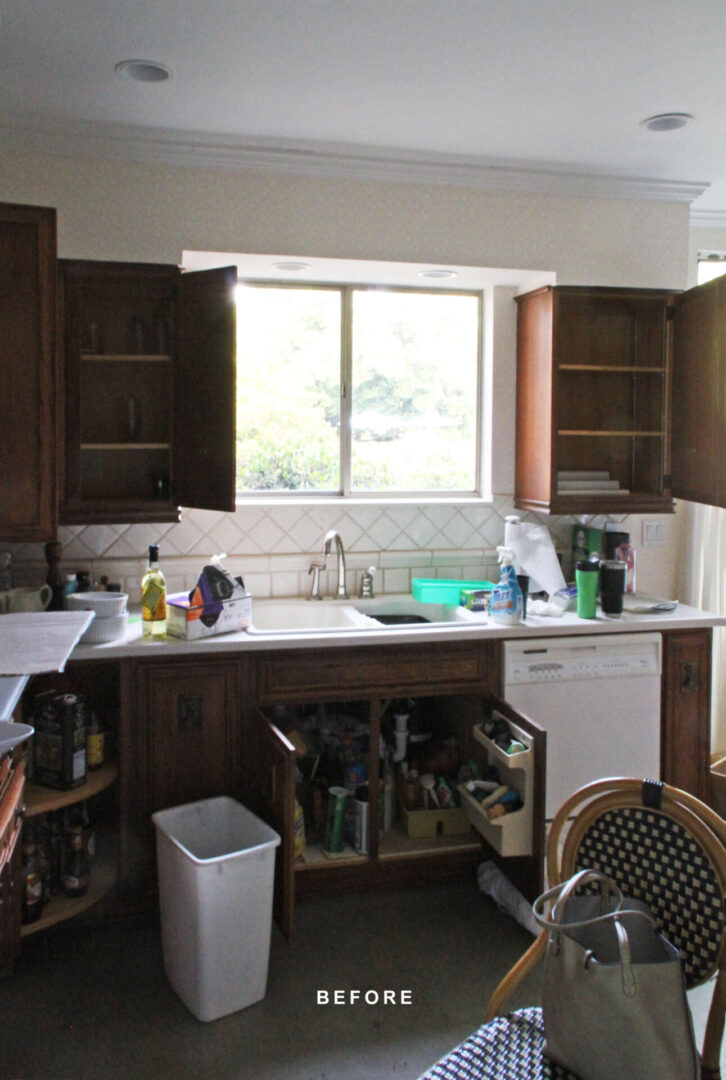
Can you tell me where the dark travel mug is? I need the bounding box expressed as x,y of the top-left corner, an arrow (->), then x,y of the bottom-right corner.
516,574 -> 529,618
600,560 -> 627,617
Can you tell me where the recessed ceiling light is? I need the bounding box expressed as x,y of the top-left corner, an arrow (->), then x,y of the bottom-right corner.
419,269 -> 458,279
272,261 -> 311,271
115,59 -> 172,83
640,112 -> 693,132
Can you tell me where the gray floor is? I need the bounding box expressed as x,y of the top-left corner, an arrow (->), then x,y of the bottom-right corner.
2,876 -> 542,1080
4,876 -> 720,1080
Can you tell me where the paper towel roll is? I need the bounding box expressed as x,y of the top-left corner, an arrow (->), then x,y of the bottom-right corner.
503,516 -> 566,597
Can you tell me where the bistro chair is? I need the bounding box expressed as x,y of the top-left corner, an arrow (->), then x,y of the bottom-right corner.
418,777 -> 726,1080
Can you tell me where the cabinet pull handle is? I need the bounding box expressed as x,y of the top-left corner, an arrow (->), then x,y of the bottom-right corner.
681,662 -> 700,694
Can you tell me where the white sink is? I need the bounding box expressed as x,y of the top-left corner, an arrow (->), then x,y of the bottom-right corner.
245,594 -> 479,634
354,596 -> 476,626
246,599 -> 376,634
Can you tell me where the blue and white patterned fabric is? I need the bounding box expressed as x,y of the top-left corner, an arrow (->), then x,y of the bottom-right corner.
417,1007 -> 577,1080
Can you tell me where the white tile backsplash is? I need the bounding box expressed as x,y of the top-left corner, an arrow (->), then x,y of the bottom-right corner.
6,499 -> 670,601
383,567 -> 410,593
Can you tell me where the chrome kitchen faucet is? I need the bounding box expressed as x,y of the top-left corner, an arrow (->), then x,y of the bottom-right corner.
322,530 -> 348,599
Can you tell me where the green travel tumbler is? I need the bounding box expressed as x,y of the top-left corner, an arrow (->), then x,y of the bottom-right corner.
575,559 -> 600,619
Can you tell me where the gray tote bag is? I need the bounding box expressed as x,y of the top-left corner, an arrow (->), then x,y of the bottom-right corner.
533,868 -> 699,1080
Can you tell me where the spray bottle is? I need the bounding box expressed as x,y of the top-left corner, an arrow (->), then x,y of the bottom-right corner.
490,547 -> 524,625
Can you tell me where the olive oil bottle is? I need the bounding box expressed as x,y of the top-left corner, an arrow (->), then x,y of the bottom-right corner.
141,544 -> 166,637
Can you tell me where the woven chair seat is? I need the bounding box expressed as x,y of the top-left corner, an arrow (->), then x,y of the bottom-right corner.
418,1007 -> 578,1080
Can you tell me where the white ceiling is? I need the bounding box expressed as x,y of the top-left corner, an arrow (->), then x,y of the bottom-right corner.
2,0 -> 726,217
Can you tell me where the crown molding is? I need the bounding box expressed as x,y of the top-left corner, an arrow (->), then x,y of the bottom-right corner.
0,112 -> 710,204
690,208 -> 726,228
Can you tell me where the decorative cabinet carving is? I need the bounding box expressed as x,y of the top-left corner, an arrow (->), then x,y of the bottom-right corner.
120,658 -> 244,885
661,629 -> 712,803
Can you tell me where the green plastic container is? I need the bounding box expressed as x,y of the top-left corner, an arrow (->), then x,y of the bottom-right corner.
412,578 -> 496,604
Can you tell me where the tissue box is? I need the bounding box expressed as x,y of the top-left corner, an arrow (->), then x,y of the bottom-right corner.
167,559 -> 253,639
166,591 -> 252,639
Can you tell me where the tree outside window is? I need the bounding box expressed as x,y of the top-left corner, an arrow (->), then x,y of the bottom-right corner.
236,283 -> 481,495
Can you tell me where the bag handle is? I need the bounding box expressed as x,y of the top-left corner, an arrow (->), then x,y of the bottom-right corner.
533,868 -> 629,931
533,869 -> 656,997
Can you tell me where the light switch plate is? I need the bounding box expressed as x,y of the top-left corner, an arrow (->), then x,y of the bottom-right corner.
642,520 -> 666,546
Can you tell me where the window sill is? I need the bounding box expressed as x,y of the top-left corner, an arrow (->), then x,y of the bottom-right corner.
234,492 -> 495,509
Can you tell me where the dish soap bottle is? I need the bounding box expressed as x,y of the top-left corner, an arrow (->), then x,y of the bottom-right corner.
490,546 -> 523,625
141,544 -> 166,637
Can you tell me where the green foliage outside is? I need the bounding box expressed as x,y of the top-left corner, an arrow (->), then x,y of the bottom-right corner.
235,285 -> 478,493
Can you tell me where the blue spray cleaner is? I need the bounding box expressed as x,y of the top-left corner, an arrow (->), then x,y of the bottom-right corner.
490,546 -> 524,625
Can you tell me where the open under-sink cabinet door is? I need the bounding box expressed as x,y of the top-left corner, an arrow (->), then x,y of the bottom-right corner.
476,695 -> 547,900
671,276 -> 726,508
174,266 -> 237,511
249,709 -> 297,939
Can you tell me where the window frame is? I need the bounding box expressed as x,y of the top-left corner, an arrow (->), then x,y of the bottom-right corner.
235,278 -> 485,501
697,250 -> 726,285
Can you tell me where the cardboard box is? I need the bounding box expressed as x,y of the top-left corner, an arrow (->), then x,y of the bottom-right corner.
399,799 -> 471,838
166,591 -> 252,640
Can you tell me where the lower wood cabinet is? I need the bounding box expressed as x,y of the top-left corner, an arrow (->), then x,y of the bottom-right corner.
661,629 -> 712,803
5,628 -> 706,943
119,657 -> 247,887
250,642 -> 547,939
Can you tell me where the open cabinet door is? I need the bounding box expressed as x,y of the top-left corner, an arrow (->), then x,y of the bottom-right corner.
174,266 -> 237,511
249,710 -> 297,939
487,695 -> 547,900
0,203 -> 57,541
672,277 -> 726,507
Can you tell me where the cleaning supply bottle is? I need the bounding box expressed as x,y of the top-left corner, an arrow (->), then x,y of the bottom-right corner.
490,547 -> 523,625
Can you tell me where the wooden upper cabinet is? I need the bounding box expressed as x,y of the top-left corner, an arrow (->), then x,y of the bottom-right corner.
174,266 -> 237,512
0,203 -> 57,542
59,260 -> 237,525
515,286 -> 676,515
671,276 -> 726,508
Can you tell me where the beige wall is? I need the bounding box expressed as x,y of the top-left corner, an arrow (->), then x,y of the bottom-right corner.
0,149 -> 689,285
0,147 -> 692,600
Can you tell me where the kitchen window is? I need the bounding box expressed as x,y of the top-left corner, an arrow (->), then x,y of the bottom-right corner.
697,251 -> 726,284
235,282 -> 482,497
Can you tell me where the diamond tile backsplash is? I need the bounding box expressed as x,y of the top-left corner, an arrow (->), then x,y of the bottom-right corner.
6,499 -> 631,604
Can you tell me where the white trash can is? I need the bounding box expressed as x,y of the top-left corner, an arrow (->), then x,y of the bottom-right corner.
152,796 -> 280,1022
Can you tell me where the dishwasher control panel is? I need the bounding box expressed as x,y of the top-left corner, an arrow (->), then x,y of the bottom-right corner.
503,633 -> 662,685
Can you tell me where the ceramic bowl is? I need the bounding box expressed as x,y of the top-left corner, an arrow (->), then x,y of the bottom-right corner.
65,591 -> 128,618
79,611 -> 128,644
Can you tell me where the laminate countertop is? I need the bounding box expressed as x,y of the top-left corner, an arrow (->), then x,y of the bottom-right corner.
68,596 -> 726,662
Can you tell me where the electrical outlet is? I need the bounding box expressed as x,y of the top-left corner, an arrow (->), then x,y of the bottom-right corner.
642,520 -> 666,547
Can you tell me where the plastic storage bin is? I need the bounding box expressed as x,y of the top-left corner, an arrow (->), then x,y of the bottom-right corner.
152,796 -> 280,1022
412,578 -> 495,604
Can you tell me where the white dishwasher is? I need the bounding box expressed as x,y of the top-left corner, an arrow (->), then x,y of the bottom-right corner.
502,633 -> 662,820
